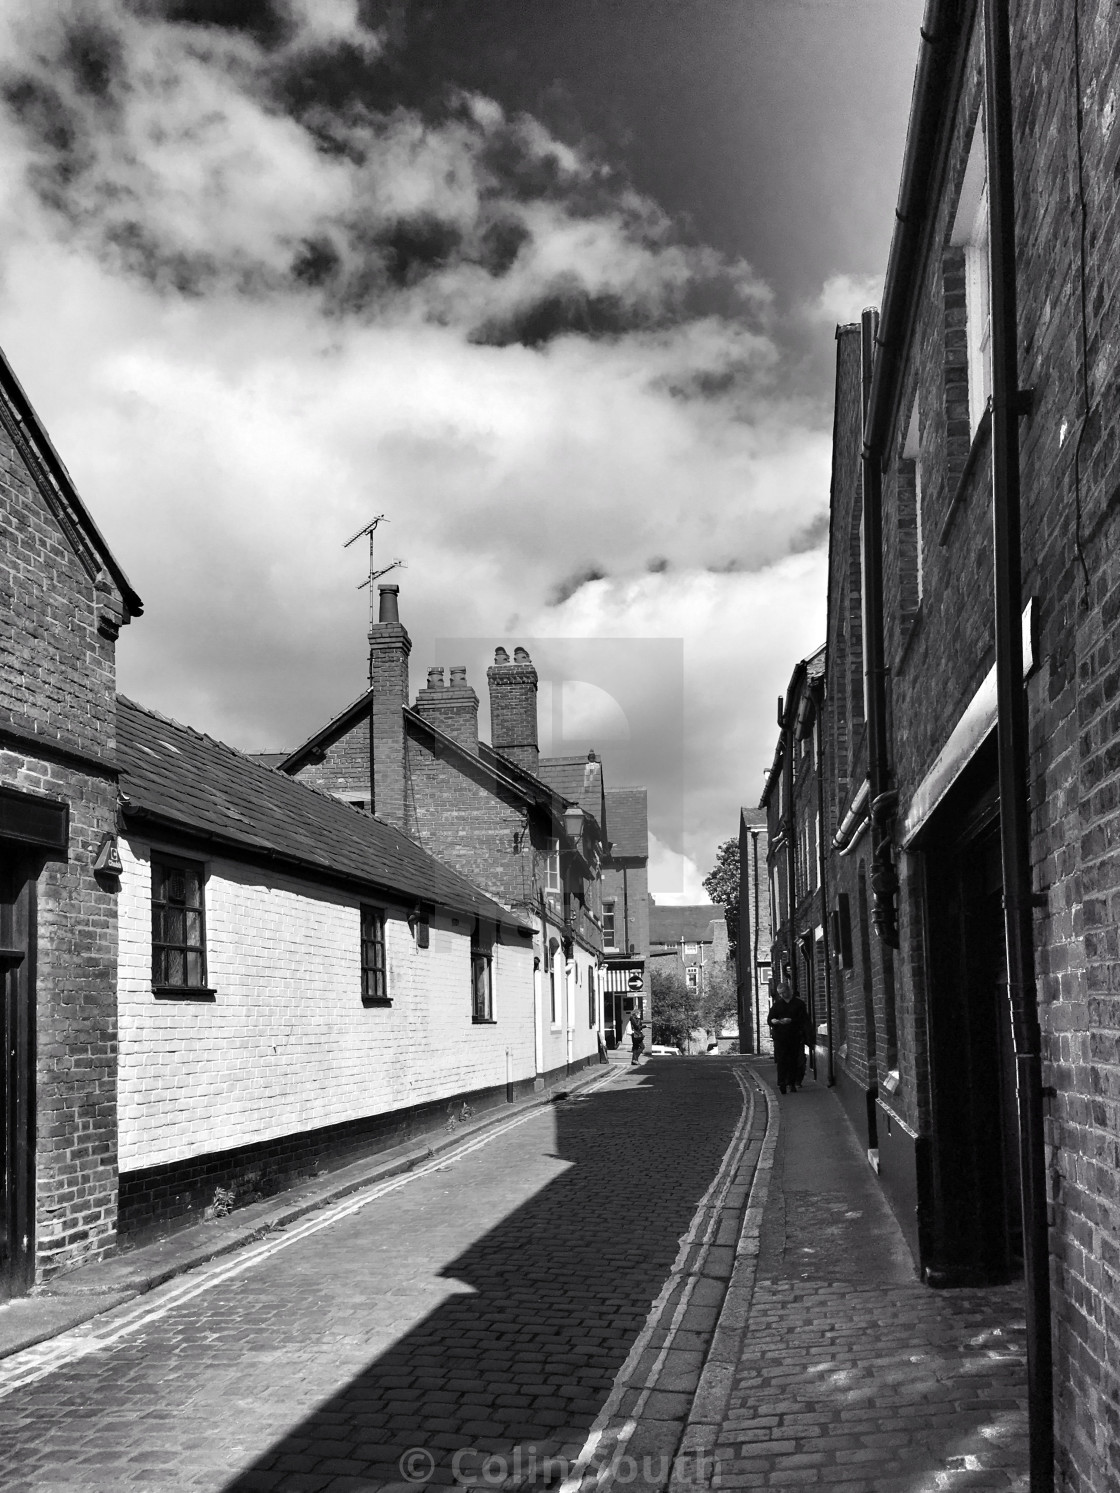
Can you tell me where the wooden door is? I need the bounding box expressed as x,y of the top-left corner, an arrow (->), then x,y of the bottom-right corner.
0,851 -> 36,1298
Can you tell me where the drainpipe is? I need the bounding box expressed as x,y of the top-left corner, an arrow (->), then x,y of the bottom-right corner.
860,308 -> 899,948
984,1 -> 1053,1486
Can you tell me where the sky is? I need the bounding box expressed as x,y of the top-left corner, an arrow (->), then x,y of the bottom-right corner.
0,0 -> 924,901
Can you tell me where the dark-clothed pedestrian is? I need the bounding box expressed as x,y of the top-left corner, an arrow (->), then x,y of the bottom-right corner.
766,990 -> 800,1094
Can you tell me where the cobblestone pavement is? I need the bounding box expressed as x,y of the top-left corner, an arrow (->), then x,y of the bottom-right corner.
0,1060 -> 749,1493
683,1067 -> 1030,1493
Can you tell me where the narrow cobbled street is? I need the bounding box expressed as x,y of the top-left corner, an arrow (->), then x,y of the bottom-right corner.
0,1061 -> 751,1493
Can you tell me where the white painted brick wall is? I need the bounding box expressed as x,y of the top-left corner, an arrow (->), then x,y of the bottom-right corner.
118,836 -> 538,1170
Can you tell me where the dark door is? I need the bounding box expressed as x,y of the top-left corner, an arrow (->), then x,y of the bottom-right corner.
1,850 -> 36,1298
922,743 -> 1021,1285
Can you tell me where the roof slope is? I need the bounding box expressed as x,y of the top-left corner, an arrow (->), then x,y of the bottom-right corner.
0,342 -> 142,619
605,787 -> 648,859
648,902 -> 725,945
117,697 -> 529,930
538,755 -> 606,831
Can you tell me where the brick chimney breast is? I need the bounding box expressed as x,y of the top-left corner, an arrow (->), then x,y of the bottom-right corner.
488,645 -> 539,776
368,583 -> 412,832
415,663 -> 479,754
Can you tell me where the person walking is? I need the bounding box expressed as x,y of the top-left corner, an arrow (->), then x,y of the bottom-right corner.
766,987 -> 800,1094
626,1004 -> 645,1066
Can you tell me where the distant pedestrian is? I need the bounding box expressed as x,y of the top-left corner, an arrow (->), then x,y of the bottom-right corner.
627,1006 -> 645,1065
789,992 -> 813,1089
766,989 -> 800,1094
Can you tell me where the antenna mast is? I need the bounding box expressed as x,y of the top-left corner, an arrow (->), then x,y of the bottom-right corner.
344,515 -> 404,629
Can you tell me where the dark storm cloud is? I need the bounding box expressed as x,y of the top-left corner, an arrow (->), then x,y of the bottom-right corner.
550,565 -> 609,606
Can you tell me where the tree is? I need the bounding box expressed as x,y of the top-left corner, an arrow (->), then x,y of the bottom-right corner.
699,957 -> 738,1038
650,963 -> 700,1052
703,838 -> 740,957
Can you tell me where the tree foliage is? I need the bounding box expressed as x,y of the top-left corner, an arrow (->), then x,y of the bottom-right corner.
650,963 -> 700,1052
699,957 -> 738,1037
703,838 -> 740,957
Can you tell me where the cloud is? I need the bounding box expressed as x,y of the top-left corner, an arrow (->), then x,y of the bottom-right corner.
0,0 -> 836,887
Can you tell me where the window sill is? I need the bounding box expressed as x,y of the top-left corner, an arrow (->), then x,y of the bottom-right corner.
361,997 -> 393,1009
472,1016 -> 497,1025
153,986 -> 216,1001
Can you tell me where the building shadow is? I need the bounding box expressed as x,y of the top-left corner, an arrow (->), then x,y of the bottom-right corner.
223,1060 -> 744,1493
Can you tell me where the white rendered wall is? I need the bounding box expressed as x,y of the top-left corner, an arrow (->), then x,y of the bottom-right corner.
117,837 -> 537,1171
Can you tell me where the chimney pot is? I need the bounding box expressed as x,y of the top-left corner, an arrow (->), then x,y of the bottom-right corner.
514,646 -> 531,663
449,665 -> 468,686
488,643 -> 539,776
426,666 -> 445,690
494,646 -> 509,665
378,584 -> 400,624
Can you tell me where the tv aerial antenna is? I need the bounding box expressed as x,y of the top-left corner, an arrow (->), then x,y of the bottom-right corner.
344,515 -> 405,628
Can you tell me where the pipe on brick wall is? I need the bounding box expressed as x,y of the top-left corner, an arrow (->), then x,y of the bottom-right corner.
983,2 -> 1054,1486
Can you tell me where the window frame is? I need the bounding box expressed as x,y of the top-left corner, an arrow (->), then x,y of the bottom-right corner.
545,837 -> 561,894
471,923 -> 495,1023
151,853 -> 213,998
360,904 -> 390,1006
951,117 -> 992,439
603,899 -> 617,950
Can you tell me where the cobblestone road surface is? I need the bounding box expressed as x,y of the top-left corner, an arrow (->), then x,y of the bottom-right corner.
0,1061 -> 746,1493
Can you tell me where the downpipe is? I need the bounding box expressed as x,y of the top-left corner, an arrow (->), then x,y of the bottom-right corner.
984,1 -> 1054,1487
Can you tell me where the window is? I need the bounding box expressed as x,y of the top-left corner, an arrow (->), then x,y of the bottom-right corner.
152,856 -> 208,991
683,941 -> 699,959
951,116 -> 992,438
901,398 -> 924,614
588,966 -> 596,1028
471,927 -> 493,1022
603,900 -> 617,949
548,938 -> 560,1025
361,905 -> 388,1005
545,837 -> 561,894
686,966 -> 699,989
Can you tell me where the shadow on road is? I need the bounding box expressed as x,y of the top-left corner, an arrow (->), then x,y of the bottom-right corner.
223,1060 -> 743,1492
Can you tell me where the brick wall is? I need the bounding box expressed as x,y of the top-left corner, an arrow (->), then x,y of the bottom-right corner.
294,713 -> 370,802
1,408 -> 127,1283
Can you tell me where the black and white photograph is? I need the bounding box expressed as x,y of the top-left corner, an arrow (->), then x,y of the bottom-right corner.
0,2 -> 1115,1490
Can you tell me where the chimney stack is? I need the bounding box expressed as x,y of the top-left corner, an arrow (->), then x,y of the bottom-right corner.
369,583 -> 411,831
413,662 -> 480,753
488,645 -> 539,776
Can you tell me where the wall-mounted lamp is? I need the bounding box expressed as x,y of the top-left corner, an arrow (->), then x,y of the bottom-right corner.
93,832 -> 123,876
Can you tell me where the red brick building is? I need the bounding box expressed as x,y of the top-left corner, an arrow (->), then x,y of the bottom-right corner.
761,647 -> 831,1083
274,588 -> 607,1078
598,786 -> 650,1046
0,345 -> 142,1292
815,4 -> 1120,1486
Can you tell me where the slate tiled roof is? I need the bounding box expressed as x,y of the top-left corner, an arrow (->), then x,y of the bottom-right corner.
117,697 -> 530,930
648,901 -> 726,946
538,755 -> 606,832
605,787 -> 647,859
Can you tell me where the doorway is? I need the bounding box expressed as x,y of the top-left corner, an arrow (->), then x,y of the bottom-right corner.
1,849 -> 37,1298
921,740 -> 1022,1285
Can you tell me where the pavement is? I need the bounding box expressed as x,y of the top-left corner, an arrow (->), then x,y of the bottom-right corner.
0,1055 -> 1031,1492
681,1061 -> 1030,1493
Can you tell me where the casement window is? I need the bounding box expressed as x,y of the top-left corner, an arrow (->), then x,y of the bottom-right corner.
686,966 -> 699,989
471,925 -> 494,1022
588,967 -> 596,1028
151,856 -> 209,992
361,905 -> 389,1005
547,938 -> 560,1026
603,899 -> 616,949
951,116 -> 992,438
545,837 -> 561,894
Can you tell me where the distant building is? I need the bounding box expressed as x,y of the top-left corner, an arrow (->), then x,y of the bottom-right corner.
648,900 -> 731,1048
737,807 -> 771,1054
271,587 -> 606,1075
600,787 -> 650,1047
761,646 -> 829,1081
